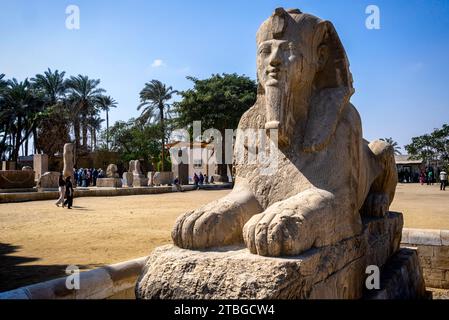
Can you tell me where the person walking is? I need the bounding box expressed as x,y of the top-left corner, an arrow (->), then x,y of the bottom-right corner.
63,176 -> 74,209
440,170 -> 448,191
199,172 -> 204,186
92,168 -> 98,186
193,173 -> 199,190
55,173 -> 66,207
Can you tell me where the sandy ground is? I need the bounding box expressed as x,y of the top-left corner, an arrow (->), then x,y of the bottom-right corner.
1,183 -> 448,292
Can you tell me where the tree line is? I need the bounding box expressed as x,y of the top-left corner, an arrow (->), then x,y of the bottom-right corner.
0,69 -> 117,161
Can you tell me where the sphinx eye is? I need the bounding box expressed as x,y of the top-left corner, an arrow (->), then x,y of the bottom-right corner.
259,46 -> 271,55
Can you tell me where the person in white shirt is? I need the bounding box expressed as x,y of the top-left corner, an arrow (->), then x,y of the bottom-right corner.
440,170 -> 448,191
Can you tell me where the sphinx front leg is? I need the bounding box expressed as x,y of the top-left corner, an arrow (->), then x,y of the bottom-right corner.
172,183 -> 262,249
243,188 -> 357,257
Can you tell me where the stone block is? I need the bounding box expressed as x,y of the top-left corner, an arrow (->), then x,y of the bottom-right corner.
417,245 -> 435,258
136,212 -> 404,299
37,171 -> 60,189
122,172 -> 133,187
364,248 -> 427,299
153,172 -> 173,186
0,170 -> 35,189
441,230 -> 449,246
408,229 -> 441,246
96,178 -> 122,188
133,176 -> 149,187
33,154 -> 48,181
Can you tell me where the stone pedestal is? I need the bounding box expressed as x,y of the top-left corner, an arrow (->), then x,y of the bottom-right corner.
136,212 -> 426,299
0,170 -> 35,189
96,178 -> 122,188
37,172 -> 60,190
123,172 -> 133,187
133,175 -> 148,187
153,172 -> 173,186
33,154 -> 48,181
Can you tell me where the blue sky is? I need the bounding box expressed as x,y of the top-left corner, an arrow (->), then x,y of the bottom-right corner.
1,0 -> 449,152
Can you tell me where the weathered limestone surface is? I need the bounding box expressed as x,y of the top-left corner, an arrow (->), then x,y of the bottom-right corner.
401,228 -> 449,289
136,212 -> 407,299
37,172 -> 60,189
153,172 -> 173,186
97,178 -> 122,188
364,248 -> 428,299
63,143 -> 74,179
123,172 -> 133,187
106,164 -> 119,178
131,160 -> 148,187
0,170 -> 35,189
33,154 -> 48,181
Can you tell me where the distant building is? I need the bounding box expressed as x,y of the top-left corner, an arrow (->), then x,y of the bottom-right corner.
395,155 -> 423,183
168,141 -> 231,185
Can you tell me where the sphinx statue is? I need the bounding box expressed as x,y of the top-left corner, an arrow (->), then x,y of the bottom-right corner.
171,8 -> 397,257
136,9 -> 425,300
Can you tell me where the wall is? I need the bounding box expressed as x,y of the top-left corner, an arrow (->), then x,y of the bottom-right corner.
401,228 -> 449,289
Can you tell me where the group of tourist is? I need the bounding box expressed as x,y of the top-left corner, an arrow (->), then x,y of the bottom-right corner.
74,168 -> 105,188
193,172 -> 213,189
55,173 -> 74,209
415,168 -> 448,191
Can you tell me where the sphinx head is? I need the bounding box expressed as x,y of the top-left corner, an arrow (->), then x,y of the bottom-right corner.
257,8 -> 353,145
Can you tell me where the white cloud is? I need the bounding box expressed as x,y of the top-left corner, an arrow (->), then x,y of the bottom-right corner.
151,59 -> 166,68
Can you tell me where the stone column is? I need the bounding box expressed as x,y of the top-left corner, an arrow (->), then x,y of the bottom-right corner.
33,154 -> 48,181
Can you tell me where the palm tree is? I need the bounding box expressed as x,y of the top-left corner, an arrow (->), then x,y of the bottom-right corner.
138,80 -> 177,171
96,95 -> 117,150
31,69 -> 68,154
65,75 -> 105,151
87,115 -> 104,150
380,137 -> 402,155
1,79 -> 43,160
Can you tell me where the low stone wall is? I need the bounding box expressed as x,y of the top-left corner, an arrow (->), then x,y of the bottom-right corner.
0,257 -> 146,299
0,183 -> 232,203
401,228 -> 449,289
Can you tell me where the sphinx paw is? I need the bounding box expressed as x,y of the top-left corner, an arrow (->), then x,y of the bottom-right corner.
243,208 -> 308,257
172,200 -> 243,249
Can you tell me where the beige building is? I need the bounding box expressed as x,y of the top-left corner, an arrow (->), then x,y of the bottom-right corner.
168,141 -> 230,184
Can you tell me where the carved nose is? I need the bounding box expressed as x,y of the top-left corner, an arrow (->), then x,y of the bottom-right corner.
269,48 -> 282,67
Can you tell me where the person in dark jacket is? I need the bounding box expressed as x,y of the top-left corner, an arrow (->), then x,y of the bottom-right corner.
63,176 -> 74,209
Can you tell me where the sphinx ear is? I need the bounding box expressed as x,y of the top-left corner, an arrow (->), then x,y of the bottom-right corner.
316,44 -> 329,71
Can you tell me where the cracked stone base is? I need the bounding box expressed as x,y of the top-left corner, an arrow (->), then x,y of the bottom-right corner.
136,212 -> 425,299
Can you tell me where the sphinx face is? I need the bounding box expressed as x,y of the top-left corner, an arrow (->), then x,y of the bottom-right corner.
257,30 -> 316,145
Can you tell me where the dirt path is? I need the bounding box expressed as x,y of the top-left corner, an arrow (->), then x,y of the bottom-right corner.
1,184 -> 448,292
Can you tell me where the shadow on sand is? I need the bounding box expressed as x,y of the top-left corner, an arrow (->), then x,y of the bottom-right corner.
0,243 -> 101,293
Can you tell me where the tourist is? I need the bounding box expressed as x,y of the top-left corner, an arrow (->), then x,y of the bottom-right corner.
419,171 -> 425,185
210,175 -> 214,184
440,170 -> 448,191
174,177 -> 183,192
92,168 -> 98,186
199,172 -> 204,185
428,170 -> 434,186
204,174 -> 208,184
55,173 -> 66,207
63,176 -> 74,209
193,173 -> 199,189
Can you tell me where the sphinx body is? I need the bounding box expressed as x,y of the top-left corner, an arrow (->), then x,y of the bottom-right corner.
172,8 -> 397,257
